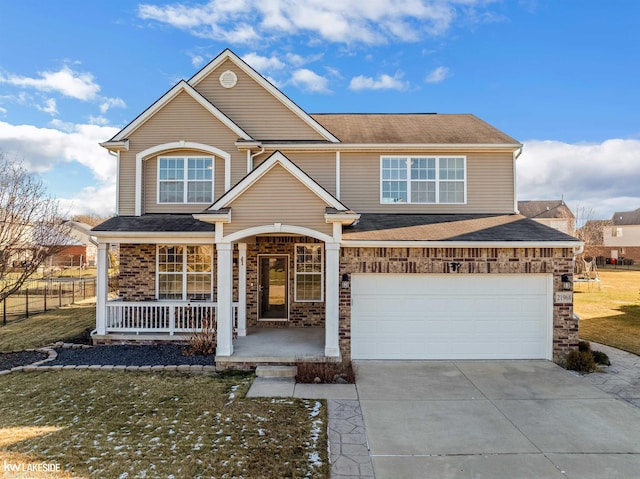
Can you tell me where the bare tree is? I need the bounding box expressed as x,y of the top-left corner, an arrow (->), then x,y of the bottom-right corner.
0,154 -> 70,301
573,205 -> 611,262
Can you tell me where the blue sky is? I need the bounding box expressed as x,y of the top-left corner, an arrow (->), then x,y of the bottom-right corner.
0,0 -> 638,220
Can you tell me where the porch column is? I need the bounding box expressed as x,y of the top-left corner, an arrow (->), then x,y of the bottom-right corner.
237,243 -> 247,336
216,242 -> 234,356
325,242 -> 340,357
95,242 -> 109,335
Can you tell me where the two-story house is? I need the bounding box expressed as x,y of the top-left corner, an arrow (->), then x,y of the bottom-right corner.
92,49 -> 581,366
517,200 -> 575,235
603,207 -> 640,263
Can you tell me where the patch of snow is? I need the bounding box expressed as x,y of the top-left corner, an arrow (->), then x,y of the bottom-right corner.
118,473 -> 129,479
257,428 -> 265,436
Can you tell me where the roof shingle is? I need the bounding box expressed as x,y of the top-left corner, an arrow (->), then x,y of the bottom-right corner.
310,114 -> 519,145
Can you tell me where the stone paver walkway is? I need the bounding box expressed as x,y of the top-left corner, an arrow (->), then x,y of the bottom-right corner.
328,399 -> 374,479
579,341 -> 640,408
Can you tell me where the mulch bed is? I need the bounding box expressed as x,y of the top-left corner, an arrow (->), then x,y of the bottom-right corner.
46,344 -> 215,366
0,351 -> 48,371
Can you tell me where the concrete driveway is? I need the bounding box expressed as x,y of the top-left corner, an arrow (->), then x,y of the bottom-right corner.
355,360 -> 640,479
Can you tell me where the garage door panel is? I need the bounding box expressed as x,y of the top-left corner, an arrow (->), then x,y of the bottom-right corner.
351,274 -> 552,360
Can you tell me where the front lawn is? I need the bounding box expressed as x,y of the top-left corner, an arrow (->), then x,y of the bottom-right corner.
0,304 -> 95,352
574,269 -> 640,355
0,370 -> 327,478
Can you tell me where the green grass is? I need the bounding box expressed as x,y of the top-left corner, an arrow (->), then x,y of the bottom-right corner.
0,370 -> 328,478
0,304 -> 96,352
574,270 -> 640,355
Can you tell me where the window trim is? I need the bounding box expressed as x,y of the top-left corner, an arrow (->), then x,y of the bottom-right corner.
379,155 -> 467,205
157,155 -> 214,204
294,243 -> 324,303
156,244 -> 213,301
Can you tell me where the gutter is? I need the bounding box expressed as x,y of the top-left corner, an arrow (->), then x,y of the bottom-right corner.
341,240 -> 582,248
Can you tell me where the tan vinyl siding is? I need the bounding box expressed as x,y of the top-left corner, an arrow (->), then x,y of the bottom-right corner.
253,151 -> 337,195
340,151 -> 515,214
193,59 -> 326,141
143,151 -> 225,214
118,91 -> 244,215
224,164 -> 332,236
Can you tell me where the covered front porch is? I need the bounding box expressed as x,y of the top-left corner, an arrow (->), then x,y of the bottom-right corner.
92,231 -> 342,364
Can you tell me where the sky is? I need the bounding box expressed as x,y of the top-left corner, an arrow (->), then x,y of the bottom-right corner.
0,0 -> 638,221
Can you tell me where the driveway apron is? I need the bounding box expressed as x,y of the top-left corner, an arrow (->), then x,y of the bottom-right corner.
355,360 -> 640,479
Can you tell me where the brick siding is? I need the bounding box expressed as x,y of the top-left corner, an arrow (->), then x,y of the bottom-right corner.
339,247 -> 578,365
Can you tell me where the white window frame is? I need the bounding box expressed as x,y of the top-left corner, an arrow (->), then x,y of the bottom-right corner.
294,244 -> 324,302
157,156 -> 214,204
379,156 -> 467,205
156,244 -> 213,301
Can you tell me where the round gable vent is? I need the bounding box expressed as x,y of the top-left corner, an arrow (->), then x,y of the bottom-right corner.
219,70 -> 238,89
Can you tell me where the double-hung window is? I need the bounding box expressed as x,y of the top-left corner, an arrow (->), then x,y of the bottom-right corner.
295,244 -> 323,302
381,156 -> 465,204
157,245 -> 213,300
158,156 -> 213,204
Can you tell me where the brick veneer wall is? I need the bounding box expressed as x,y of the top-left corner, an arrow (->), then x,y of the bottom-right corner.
119,244 -> 157,300
246,236 -> 325,328
339,247 -> 577,364
119,244 -> 227,301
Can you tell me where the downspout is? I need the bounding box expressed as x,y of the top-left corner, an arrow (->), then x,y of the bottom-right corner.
249,145 -> 265,172
513,145 -> 523,214
108,150 -> 119,215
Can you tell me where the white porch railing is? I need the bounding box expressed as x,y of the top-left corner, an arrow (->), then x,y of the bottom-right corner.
105,300 -> 238,335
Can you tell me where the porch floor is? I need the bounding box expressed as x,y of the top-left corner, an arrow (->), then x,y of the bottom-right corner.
216,327 -> 329,364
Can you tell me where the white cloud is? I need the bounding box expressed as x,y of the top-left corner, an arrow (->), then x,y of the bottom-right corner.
0,120 -> 119,216
426,66 -> 450,83
241,52 -> 285,73
349,72 -> 409,91
88,115 -> 110,126
99,97 -> 126,113
517,139 -> 640,219
190,54 -> 205,67
290,69 -> 331,93
0,66 -> 100,100
0,106 -> 6,114
37,98 -> 58,115
137,0 -> 494,45
58,183 -> 117,217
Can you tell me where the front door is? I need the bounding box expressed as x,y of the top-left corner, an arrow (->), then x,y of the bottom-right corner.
258,255 -> 288,320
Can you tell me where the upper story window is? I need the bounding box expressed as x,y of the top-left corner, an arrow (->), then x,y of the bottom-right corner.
158,156 -> 213,204
612,227 -> 623,237
380,156 -> 466,204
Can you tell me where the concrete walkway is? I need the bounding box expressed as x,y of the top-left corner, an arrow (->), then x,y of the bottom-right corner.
356,359 -> 640,479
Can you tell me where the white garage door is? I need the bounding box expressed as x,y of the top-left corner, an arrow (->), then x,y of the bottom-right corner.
351,274 -> 552,360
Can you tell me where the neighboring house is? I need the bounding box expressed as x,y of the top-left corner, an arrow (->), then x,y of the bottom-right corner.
603,207 -> 640,263
92,49 -> 581,365
518,200 -> 575,235
39,221 -> 98,270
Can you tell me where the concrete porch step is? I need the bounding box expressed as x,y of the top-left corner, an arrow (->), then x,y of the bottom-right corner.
255,365 -> 297,378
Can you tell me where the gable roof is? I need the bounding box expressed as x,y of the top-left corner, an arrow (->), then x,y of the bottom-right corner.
310,114 -> 519,145
612,207 -> 640,225
103,80 -> 252,145
204,150 -> 350,212
188,49 -> 339,143
518,200 -> 575,219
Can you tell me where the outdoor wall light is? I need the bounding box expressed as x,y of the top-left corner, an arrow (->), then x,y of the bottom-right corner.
341,273 -> 350,289
449,262 -> 462,272
561,274 -> 572,291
